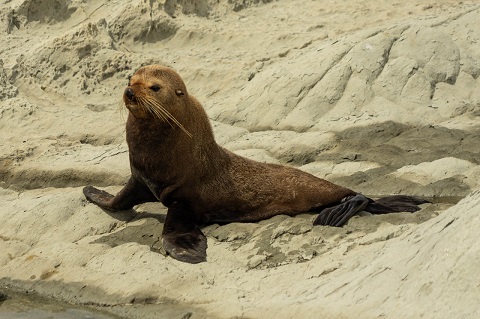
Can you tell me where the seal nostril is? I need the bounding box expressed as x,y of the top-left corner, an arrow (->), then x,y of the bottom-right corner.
125,88 -> 135,100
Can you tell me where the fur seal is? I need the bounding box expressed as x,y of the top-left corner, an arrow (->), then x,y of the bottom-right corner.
83,65 -> 428,263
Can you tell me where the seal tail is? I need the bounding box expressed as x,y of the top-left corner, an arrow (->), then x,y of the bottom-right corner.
365,195 -> 430,214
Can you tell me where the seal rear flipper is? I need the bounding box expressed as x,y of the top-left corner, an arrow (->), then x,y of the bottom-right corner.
314,194 -> 369,227
365,195 -> 430,214
162,202 -> 207,264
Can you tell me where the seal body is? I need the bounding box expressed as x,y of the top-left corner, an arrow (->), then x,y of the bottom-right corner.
84,65 -> 427,263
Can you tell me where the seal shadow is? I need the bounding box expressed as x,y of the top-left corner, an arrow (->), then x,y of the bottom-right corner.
92,207 -> 168,256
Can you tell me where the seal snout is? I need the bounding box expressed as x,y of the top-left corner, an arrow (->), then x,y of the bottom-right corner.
125,87 -> 135,100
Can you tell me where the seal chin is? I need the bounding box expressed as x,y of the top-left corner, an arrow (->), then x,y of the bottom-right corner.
125,102 -> 149,119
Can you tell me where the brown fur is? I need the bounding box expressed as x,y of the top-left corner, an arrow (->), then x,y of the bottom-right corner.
124,65 -> 356,223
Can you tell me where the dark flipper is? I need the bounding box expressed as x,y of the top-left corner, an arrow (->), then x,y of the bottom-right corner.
162,202 -> 207,264
365,195 -> 430,214
314,194 -> 369,227
83,176 -> 157,211
83,186 -> 115,210
313,194 -> 429,227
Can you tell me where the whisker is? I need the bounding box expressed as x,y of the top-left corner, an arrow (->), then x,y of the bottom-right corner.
145,98 -> 193,138
139,96 -> 171,126
148,103 -> 174,129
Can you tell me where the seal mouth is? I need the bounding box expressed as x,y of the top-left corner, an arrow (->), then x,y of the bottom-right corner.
124,94 -> 148,119
124,89 -> 193,138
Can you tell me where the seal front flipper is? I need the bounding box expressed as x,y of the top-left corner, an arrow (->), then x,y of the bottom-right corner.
83,176 -> 157,211
162,202 -> 207,264
83,186 -> 116,210
314,194 -> 369,227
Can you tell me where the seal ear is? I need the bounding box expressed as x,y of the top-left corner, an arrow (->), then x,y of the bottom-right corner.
175,89 -> 184,96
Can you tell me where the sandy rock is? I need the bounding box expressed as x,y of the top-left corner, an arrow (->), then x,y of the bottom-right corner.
0,1 -> 479,318
392,157 -> 477,187
0,60 -> 18,100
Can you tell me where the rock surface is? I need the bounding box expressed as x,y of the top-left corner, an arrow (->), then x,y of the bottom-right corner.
0,0 -> 479,318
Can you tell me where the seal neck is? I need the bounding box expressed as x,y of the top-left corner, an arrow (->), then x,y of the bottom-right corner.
125,112 -> 225,183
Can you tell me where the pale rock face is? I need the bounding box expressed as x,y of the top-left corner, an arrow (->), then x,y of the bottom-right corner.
0,0 -> 479,318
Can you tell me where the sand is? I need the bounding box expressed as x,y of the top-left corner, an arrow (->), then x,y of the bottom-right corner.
0,0 -> 479,318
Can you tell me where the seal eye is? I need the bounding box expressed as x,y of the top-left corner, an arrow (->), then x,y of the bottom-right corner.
150,85 -> 161,92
